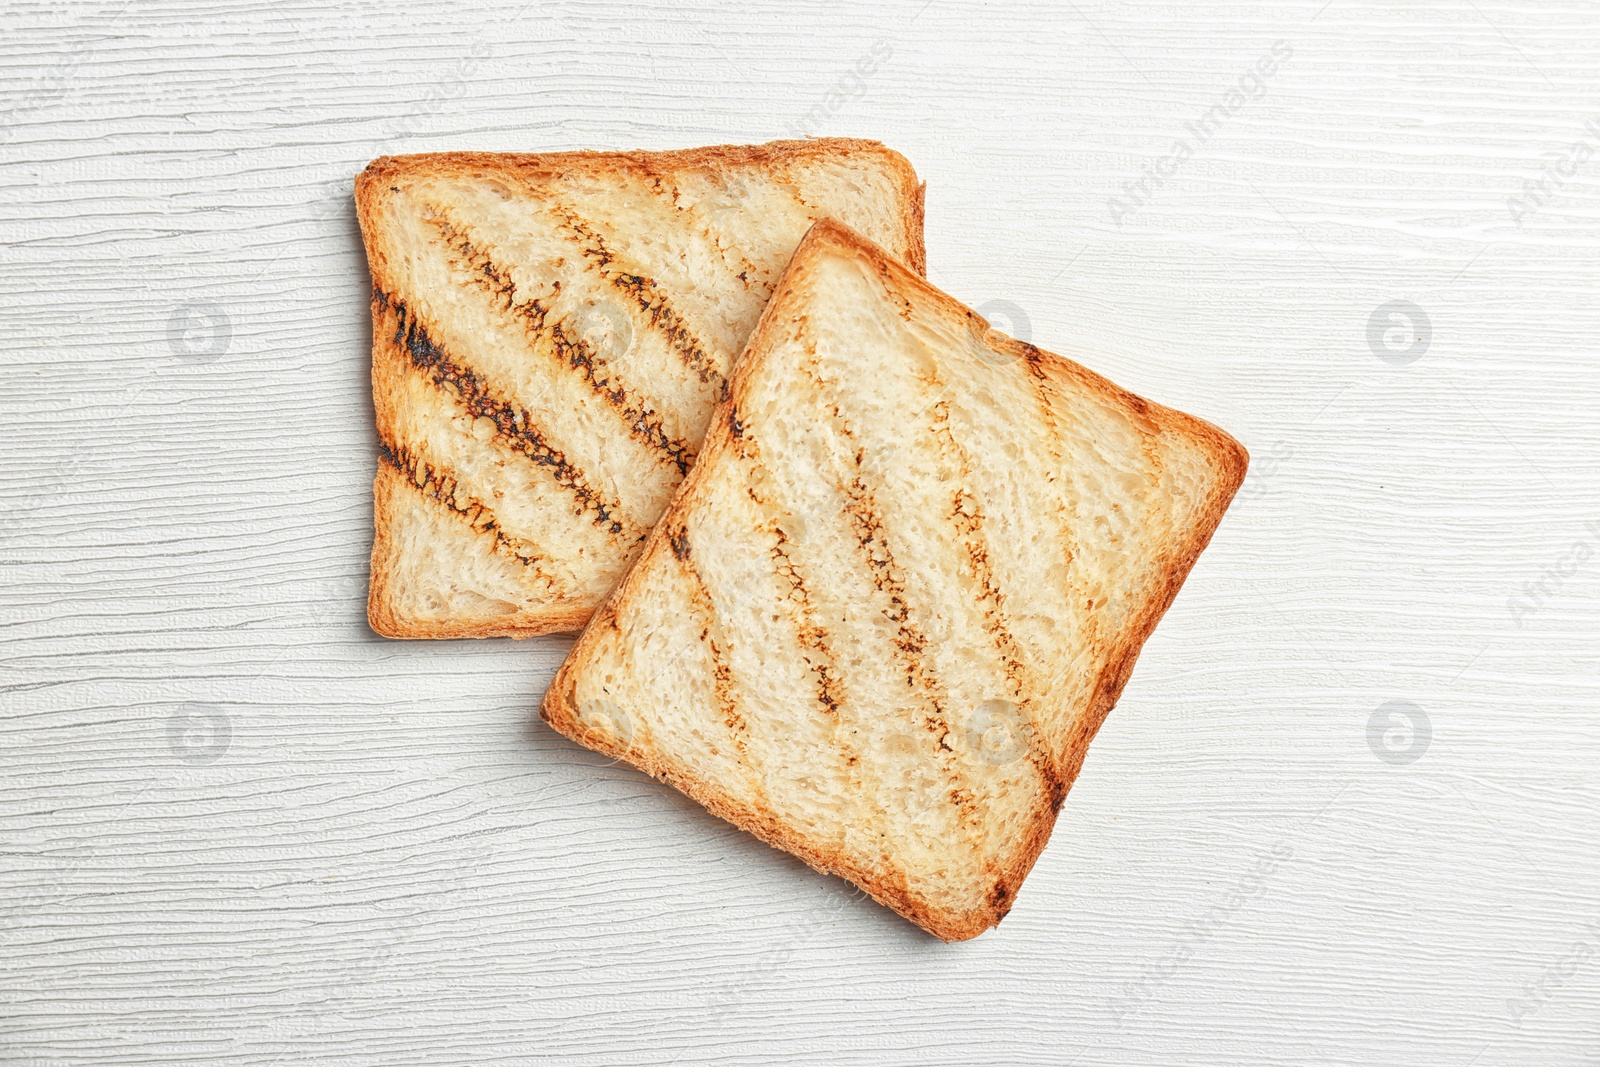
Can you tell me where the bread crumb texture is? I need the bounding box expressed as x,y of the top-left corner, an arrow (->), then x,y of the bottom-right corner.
358,140 -> 926,638
544,220 -> 1247,941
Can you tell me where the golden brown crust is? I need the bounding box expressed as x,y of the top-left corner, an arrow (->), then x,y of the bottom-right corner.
363,284 -> 601,641
365,466 -> 595,640
542,218 -> 1246,940
359,139 -> 926,640
541,635 -> 988,941
905,178 -> 928,276
356,139 -> 924,267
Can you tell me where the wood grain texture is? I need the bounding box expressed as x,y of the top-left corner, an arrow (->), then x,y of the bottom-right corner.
2,1 -> 1597,1064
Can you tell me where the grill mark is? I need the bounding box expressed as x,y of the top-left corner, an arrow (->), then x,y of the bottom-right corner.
929,400 -> 1064,802
376,290 -> 634,539
667,524 -> 691,562
771,525 -> 846,720
1014,358 -> 1108,816
835,465 -> 949,740
421,207 -> 695,477
720,425 -> 857,726
736,430 -> 847,726
834,465 -> 993,861
820,414 -> 988,849
378,439 -> 559,590
641,170 -> 767,296
1022,358 -> 1087,642
664,521 -> 768,810
714,422 -> 874,870
551,207 -> 729,399
789,345 -> 1001,879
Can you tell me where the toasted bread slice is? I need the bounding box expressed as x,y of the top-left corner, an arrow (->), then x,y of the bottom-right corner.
357,140 -> 925,638
541,219 -> 1247,941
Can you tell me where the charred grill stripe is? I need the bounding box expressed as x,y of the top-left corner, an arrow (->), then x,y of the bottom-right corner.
752,474 -> 878,865
665,525 -> 770,810
667,524 -> 691,562
1023,363 -> 1083,641
949,482 -> 1029,697
719,421 -> 852,733
552,208 -> 729,397
421,207 -> 695,478
930,400 -> 1062,799
835,463 -> 990,850
793,350 -> 993,866
820,412 -> 989,850
377,291 -> 634,538
654,173 -> 766,295
836,469 -> 942,718
772,522 -> 846,722
680,405 -> 863,834
378,439 -> 558,588
738,430 -> 848,727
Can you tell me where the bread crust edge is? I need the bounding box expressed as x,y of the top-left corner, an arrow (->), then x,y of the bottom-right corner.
365,467 -> 596,640
358,139 -> 926,640
540,218 -> 1248,940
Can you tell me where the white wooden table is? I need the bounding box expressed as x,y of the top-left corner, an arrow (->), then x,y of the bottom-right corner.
4,2 -> 1598,1063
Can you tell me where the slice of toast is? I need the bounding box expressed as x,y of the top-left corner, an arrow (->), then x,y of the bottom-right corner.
541,219 -> 1247,941
357,140 -> 925,638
